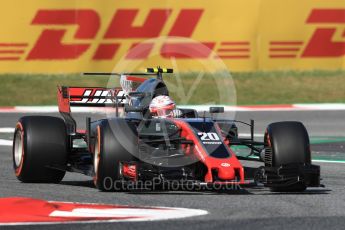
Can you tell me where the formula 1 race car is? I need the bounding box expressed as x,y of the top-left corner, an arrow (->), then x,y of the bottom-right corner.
12,68 -> 320,192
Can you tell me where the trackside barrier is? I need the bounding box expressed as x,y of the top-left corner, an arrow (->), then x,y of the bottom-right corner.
0,0 -> 344,72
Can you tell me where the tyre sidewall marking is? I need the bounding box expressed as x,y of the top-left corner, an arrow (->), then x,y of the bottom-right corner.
14,122 -> 25,177
93,125 -> 101,186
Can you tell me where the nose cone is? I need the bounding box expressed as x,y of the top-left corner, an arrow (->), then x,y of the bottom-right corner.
217,166 -> 235,180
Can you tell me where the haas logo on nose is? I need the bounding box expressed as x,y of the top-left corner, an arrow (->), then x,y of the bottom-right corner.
221,163 -> 231,167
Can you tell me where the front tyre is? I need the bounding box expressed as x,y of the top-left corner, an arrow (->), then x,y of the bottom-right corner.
264,121 -> 312,192
13,116 -> 67,183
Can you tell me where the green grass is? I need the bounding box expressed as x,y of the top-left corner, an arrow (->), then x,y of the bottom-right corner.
0,74 -> 109,106
0,70 -> 344,106
232,70 -> 345,105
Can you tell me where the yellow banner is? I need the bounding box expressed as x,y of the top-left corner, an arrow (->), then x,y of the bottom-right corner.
0,0 -> 344,73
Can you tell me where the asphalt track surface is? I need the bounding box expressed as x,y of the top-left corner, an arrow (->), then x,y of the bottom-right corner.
0,110 -> 345,230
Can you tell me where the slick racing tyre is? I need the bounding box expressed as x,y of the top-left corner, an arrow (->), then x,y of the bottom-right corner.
93,119 -> 137,191
13,116 -> 67,183
264,121 -> 311,192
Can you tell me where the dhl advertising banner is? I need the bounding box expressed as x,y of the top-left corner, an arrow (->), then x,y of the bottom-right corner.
0,0 -> 344,73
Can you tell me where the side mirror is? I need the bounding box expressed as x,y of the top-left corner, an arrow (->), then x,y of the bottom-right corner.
209,107 -> 224,113
125,105 -> 144,113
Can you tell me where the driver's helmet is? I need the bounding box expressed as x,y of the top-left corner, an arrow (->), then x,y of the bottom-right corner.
149,95 -> 176,118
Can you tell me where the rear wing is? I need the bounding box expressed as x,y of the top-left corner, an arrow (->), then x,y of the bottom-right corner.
58,86 -> 128,135
57,76 -> 147,134
58,67 -> 172,134
57,86 -> 126,113
57,72 -> 150,111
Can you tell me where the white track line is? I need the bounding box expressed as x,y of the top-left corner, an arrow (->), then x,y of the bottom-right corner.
0,139 -> 12,146
294,103 -> 345,111
312,159 -> 345,164
0,128 -> 15,133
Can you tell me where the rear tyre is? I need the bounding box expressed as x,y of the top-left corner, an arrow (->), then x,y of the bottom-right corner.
93,119 -> 137,191
264,121 -> 310,192
13,116 -> 67,183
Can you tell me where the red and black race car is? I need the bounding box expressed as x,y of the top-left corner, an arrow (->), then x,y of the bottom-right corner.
12,68 -> 320,192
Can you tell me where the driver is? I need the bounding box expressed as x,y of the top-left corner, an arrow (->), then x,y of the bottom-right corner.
149,95 -> 181,118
